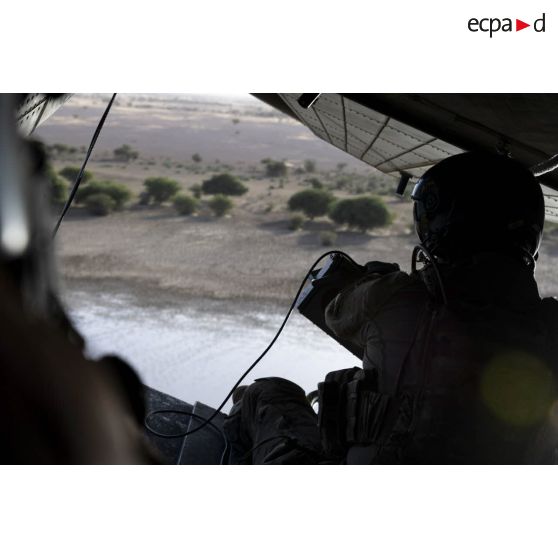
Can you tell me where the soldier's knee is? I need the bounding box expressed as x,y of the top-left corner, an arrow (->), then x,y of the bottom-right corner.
247,377 -> 307,401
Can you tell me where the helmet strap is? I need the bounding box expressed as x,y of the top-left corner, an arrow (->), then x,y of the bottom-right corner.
412,244 -> 448,306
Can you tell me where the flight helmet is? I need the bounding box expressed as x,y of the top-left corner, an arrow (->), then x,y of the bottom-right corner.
411,152 -> 545,262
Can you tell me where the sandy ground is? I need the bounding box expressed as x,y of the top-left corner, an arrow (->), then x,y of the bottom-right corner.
38,94 -> 558,303
56,205 -> 417,304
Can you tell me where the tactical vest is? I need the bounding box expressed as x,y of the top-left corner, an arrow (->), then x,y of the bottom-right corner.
324,257 -> 558,464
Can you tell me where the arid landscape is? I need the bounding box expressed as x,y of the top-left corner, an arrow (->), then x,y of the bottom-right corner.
38,94 -> 420,303
39,94 -> 558,300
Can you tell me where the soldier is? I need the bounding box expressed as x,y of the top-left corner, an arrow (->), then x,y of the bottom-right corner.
225,152 -> 558,464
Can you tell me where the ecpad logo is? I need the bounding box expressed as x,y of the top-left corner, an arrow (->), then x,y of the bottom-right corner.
468,13 -> 546,37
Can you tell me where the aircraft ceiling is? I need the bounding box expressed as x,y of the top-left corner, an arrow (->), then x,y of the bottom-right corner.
254,93 -> 558,222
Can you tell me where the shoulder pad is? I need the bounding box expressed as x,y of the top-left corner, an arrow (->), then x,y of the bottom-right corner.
364,261 -> 400,275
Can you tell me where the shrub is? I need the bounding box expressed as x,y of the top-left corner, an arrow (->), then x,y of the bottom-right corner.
173,194 -> 198,216
306,177 -> 324,189
190,184 -> 202,199
85,193 -> 116,216
113,144 -> 139,162
201,174 -> 247,196
59,166 -> 93,184
45,165 -> 68,205
289,214 -> 305,231
320,231 -> 337,246
209,194 -> 233,217
288,189 -> 335,220
76,180 -> 131,210
192,153 -> 202,163
329,196 -> 391,232
144,177 -> 180,203
262,158 -> 287,178
304,159 -> 317,173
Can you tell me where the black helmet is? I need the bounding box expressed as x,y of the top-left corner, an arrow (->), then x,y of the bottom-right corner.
411,152 -> 545,261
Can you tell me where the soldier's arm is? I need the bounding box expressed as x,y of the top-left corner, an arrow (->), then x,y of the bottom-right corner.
324,269 -> 415,348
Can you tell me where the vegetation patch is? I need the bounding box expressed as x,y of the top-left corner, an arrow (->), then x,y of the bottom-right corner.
208,194 -> 233,217
288,189 -> 335,220
173,194 -> 199,216
76,180 -> 131,210
85,193 -> 116,216
143,177 -> 181,203
201,174 -> 248,196
329,196 -> 391,232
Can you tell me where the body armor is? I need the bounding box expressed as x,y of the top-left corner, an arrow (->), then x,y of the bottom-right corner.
324,253 -> 558,464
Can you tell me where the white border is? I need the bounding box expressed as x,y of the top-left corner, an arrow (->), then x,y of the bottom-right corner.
1,1 -> 556,92
1,466 -> 557,557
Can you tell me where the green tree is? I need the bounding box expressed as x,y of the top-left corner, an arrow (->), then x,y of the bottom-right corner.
76,180 -> 131,210
113,144 -> 139,162
174,194 -> 198,216
329,196 -> 391,232
288,189 -> 335,220
201,174 -> 248,196
143,177 -> 180,203
59,166 -> 93,184
192,153 -> 203,163
262,158 -> 287,178
209,194 -> 233,217
85,193 -> 116,216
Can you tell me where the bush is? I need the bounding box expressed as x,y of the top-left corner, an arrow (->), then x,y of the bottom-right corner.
192,153 -> 202,163
173,194 -> 198,216
209,194 -> 233,217
288,189 -> 335,220
85,193 -> 116,216
262,158 -> 287,178
59,166 -> 93,184
190,184 -> 202,199
45,165 -> 68,205
76,180 -> 131,210
113,144 -> 139,162
289,214 -> 305,231
201,174 -> 248,196
306,177 -> 324,189
144,177 -> 180,203
320,231 -> 337,246
329,196 -> 391,232
304,159 -> 317,173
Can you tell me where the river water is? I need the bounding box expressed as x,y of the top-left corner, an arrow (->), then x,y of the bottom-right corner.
63,286 -> 361,411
